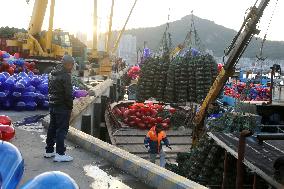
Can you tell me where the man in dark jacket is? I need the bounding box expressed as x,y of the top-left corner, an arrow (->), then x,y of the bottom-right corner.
44,55 -> 74,162
144,123 -> 170,167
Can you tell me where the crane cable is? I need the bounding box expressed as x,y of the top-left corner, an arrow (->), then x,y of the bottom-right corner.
183,11 -> 204,52
223,0 -> 278,66
255,0 -> 279,85
257,0 -> 279,59
157,8 -> 172,57
223,0 -> 268,63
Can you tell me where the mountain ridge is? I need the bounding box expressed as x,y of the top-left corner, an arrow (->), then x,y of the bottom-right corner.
124,15 -> 284,59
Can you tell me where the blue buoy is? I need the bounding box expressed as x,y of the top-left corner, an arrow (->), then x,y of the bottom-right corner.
20,171 -> 79,189
0,141 -> 24,189
25,101 -> 37,111
0,73 -> 8,83
15,101 -> 26,111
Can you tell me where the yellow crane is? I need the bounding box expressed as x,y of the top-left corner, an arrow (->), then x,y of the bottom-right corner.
7,0 -> 138,74
89,0 -> 138,76
192,0 -> 271,146
7,0 -> 72,60
5,0 -> 72,72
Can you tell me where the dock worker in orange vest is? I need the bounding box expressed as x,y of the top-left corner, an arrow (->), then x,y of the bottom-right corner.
144,123 -> 171,168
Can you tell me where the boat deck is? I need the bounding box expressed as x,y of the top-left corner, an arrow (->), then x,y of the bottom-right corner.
209,132 -> 284,189
105,110 -> 192,162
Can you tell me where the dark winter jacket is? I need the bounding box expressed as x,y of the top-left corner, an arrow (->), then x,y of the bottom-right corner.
48,64 -> 73,110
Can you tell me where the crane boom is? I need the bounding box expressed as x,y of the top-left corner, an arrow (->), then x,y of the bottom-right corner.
46,0 -> 55,52
28,0 -> 49,35
111,0 -> 138,54
192,0 -> 271,146
106,0 -> 115,53
93,0 -> 98,51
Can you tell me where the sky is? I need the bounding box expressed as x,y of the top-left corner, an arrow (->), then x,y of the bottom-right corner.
0,0 -> 283,41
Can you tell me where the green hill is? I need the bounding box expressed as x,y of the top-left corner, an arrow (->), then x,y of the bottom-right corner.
124,15 -> 284,59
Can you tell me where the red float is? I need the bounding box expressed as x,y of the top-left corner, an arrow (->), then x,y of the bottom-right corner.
113,102 -> 177,130
0,125 -> 15,141
0,115 -> 12,126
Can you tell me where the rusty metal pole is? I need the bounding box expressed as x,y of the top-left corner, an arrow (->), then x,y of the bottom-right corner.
236,130 -> 252,189
253,174 -> 257,189
269,69 -> 274,104
222,151 -> 228,189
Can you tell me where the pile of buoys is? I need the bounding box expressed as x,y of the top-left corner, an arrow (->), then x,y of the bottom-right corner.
113,102 -> 177,130
0,71 -> 89,111
127,66 -> 140,80
0,51 -> 38,74
224,82 -> 270,101
0,72 -> 49,111
0,49 -> 88,110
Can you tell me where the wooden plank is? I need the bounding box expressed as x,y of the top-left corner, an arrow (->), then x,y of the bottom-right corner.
138,154 -> 177,159
267,140 -> 284,152
114,136 -> 192,145
117,144 -> 191,154
208,132 -> 284,189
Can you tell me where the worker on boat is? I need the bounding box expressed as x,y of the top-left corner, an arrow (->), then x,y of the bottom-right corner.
144,123 -> 171,168
45,54 -> 74,162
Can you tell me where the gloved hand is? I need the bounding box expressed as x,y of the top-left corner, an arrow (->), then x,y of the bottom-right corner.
166,145 -> 172,150
145,144 -> 149,149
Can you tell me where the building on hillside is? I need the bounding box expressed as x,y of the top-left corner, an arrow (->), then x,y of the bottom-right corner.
116,34 -> 137,65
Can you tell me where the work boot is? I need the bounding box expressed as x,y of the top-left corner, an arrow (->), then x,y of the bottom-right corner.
53,153 -> 73,162
44,152 -> 55,158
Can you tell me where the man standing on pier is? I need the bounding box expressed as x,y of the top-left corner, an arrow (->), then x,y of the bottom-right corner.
45,55 -> 74,162
144,123 -> 171,168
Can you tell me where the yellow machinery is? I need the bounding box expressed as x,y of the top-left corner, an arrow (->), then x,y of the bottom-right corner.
89,0 -> 138,76
170,44 -> 184,58
4,0 -> 72,72
6,0 -> 72,72
192,0 -> 271,146
4,0 -> 137,74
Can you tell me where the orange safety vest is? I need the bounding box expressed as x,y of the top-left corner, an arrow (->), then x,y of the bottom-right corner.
146,126 -> 166,153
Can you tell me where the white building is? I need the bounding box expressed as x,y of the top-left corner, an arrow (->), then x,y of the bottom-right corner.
116,34 -> 137,65
96,34 -> 137,65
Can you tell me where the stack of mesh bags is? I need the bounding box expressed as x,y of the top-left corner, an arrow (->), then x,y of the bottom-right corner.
137,58 -> 156,101
194,54 -> 217,103
187,55 -> 197,102
175,57 -> 189,103
164,61 -> 176,102
154,55 -> 170,102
